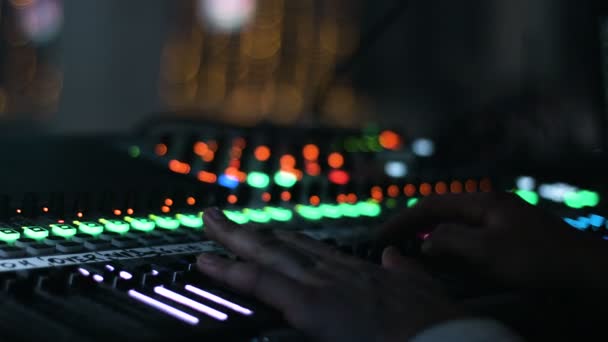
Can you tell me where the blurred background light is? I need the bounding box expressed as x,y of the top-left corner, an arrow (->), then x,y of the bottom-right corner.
384,161 -> 408,178
411,138 -> 435,157
198,0 -> 257,32
14,0 -> 63,45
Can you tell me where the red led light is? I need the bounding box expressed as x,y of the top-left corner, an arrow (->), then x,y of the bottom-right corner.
309,196 -> 321,206
261,192 -> 271,202
127,208 -> 134,215
161,206 -> 170,213
16,209 -> 22,214
186,197 -> 196,206
227,194 -> 238,204
327,153 -> 344,169
379,130 -> 402,150
303,144 -> 320,161
254,146 -> 271,162
42,207 -> 49,213
465,180 -> 477,193
198,171 -> 218,183
480,178 -> 492,192
203,151 -> 215,162
387,185 -> 400,198
113,209 -> 122,216
347,193 -> 358,203
57,220 -> 65,224
233,138 -> 246,149
280,155 -> 296,169
281,191 -> 291,202
305,162 -> 321,176
420,183 -> 432,196
371,186 -> 383,201
404,184 -> 417,197
77,212 -> 83,218
194,142 -> 209,157
328,170 -> 350,185
337,194 -> 347,203
450,181 -> 463,194
155,143 -> 168,156
169,160 -> 191,175
435,182 -> 448,195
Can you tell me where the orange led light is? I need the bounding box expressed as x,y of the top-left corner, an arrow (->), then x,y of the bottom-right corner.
186,197 -> 196,206
379,130 -> 401,150
203,151 -> 215,162
254,146 -> 271,162
281,191 -> 292,202
303,144 -> 320,161
371,186 -> 383,201
230,147 -> 242,159
164,198 -> 174,206
327,153 -> 344,169
233,137 -> 246,149
280,155 -> 296,169
387,185 -> 400,198
450,181 -> 463,194
227,194 -> 238,204
169,160 -> 191,175
127,208 -> 134,215
261,192 -> 271,202
404,184 -> 417,197
42,207 -> 49,213
480,178 -> 492,192
305,162 -> 321,176
208,140 -> 218,152
435,182 -> 448,195
161,206 -> 170,213
420,183 -> 432,196
465,180 -> 477,193
16,209 -> 22,214
309,195 -> 321,206
337,194 -> 347,203
347,193 -> 358,203
155,143 -> 168,156
113,209 -> 122,216
198,171 -> 218,183
77,212 -> 83,218
194,142 -> 209,157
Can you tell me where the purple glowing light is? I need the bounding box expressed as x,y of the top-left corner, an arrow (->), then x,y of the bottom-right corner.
154,286 -> 228,321
128,289 -> 199,325
185,284 -> 253,315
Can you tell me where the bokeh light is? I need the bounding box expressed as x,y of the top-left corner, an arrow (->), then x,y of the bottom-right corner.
198,0 -> 257,32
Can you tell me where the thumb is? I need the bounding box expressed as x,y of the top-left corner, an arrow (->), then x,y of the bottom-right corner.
422,224 -> 486,261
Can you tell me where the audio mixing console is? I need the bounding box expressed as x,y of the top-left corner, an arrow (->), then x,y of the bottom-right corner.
0,120 -> 604,341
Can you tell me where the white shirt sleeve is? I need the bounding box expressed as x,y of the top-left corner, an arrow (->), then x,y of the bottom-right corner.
411,319 -> 524,342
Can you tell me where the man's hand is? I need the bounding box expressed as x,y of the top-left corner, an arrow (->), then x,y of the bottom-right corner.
377,192 -> 607,289
198,208 -> 462,342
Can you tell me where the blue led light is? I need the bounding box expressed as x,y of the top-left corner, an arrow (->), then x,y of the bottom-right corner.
564,217 -> 588,231
218,175 -> 240,189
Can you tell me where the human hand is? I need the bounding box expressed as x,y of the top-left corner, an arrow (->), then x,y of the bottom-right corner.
197,208 -> 463,342
377,192 -> 606,289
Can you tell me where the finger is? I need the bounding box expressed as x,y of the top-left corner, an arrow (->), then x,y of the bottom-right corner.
204,208 -> 317,280
421,223 -> 487,261
197,254 -> 310,318
375,193 -> 498,246
274,231 -> 357,265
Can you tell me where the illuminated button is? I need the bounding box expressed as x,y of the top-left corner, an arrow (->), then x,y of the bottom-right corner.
74,221 -> 104,236
319,204 -> 342,219
177,213 -> 204,229
407,198 -> 419,208
223,210 -> 249,225
125,217 -> 156,232
0,229 -> 20,243
247,172 -> 270,189
296,205 -> 323,221
50,224 -> 77,238
357,201 -> 382,217
264,207 -> 293,222
338,203 -> 359,218
23,226 -> 50,241
149,215 -> 180,230
514,190 -> 539,206
244,209 -> 272,224
99,219 -> 130,234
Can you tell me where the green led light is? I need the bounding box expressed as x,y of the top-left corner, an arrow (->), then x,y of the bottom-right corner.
223,210 -> 249,224
50,224 -> 77,238
319,204 -> 342,219
338,203 -> 360,218
296,205 -> 323,221
74,221 -> 104,235
264,207 -> 293,222
515,190 -> 539,206
247,172 -> 270,189
149,215 -> 180,230
99,219 -> 130,234
274,171 -> 297,188
564,190 -> 599,209
129,145 -> 141,158
125,217 -> 156,232
244,209 -> 272,223
23,226 -> 49,241
177,213 -> 204,229
407,198 -> 419,208
0,228 -> 20,243
358,201 -> 382,217
386,199 -> 397,209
